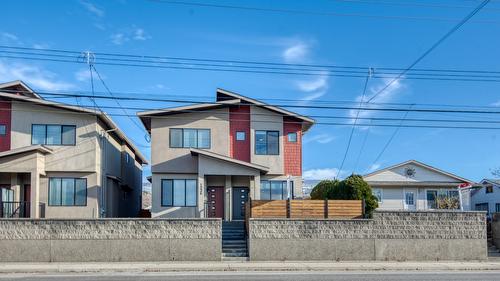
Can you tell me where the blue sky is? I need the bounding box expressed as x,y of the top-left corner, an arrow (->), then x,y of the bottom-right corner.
0,0 -> 499,183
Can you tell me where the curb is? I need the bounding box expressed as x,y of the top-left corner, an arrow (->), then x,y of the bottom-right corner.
2,261 -> 500,274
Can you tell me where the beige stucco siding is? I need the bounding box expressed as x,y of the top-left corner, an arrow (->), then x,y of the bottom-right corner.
150,108 -> 230,174
38,172 -> 99,218
250,106 -> 283,175
11,103 -> 99,172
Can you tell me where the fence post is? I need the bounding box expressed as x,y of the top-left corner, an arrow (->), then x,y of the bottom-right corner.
325,199 -> 329,219
287,199 -> 291,218
362,199 -> 366,218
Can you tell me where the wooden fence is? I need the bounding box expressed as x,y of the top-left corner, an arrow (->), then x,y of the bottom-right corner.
248,199 -> 364,219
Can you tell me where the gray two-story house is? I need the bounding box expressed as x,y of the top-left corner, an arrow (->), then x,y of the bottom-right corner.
0,80 -> 147,218
138,89 -> 314,220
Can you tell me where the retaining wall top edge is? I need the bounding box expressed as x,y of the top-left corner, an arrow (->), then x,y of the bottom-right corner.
0,218 -> 223,222
374,210 -> 487,214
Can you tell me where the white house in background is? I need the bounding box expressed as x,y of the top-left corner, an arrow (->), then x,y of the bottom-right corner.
363,160 -> 474,211
471,179 -> 500,216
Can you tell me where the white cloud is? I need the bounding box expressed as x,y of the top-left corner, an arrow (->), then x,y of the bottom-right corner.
297,75 -> 328,92
80,0 -> 105,17
303,168 -> 347,180
367,163 -> 381,173
304,133 -> 336,144
110,33 -> 128,45
111,28 -> 150,45
32,43 -> 50,50
492,100 -> 500,107
348,78 -> 406,123
0,60 -> 74,91
282,42 -> 309,63
1,32 -> 18,42
133,28 -> 150,41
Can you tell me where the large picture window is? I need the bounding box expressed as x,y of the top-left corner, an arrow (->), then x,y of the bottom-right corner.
255,130 -> 279,155
161,179 -> 197,207
260,180 -> 293,200
48,178 -> 87,206
169,128 -> 210,149
32,124 -> 76,146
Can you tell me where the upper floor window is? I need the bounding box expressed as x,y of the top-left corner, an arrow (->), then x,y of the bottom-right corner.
255,130 -> 279,155
170,128 -> 210,149
486,185 -> 494,193
0,124 -> 6,136
236,131 -> 246,141
287,132 -> 297,142
161,179 -> 197,207
32,124 -> 76,146
48,177 -> 87,206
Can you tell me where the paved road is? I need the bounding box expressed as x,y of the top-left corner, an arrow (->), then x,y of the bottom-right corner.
2,271 -> 500,281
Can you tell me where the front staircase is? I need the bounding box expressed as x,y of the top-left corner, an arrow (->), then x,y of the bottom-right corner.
222,221 -> 248,261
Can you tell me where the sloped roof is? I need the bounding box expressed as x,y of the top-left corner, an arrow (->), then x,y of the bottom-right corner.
363,159 -> 474,184
137,88 -> 315,132
0,80 -> 41,99
190,148 -> 269,173
0,82 -> 148,165
482,179 -> 500,185
0,145 -> 52,158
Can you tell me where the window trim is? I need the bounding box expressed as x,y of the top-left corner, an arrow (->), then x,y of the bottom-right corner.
236,131 -> 246,141
31,124 -> 76,146
0,124 -> 6,136
48,177 -> 87,207
169,128 -> 211,149
161,179 -> 198,207
260,180 -> 293,200
372,188 -> 383,203
287,132 -> 297,143
255,130 -> 280,155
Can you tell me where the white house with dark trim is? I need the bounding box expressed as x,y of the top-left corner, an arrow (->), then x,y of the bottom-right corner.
471,179 -> 500,216
363,160 -> 475,211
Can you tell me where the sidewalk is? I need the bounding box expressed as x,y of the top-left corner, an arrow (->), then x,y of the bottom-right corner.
2,261 -> 500,274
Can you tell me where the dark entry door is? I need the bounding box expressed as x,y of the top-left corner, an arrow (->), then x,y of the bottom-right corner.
232,187 -> 249,220
23,184 -> 31,218
207,187 -> 224,218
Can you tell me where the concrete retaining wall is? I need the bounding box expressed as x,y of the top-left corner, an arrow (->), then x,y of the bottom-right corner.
0,218 -> 221,262
249,211 -> 487,261
491,213 -> 500,249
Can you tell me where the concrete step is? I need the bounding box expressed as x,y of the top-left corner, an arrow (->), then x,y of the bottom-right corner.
223,244 -> 247,249
222,249 -> 248,254
221,256 -> 249,262
222,252 -> 248,258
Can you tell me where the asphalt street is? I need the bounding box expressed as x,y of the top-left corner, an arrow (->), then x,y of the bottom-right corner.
2,271 -> 500,281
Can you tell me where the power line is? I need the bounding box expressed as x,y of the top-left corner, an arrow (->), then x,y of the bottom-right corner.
2,46 -> 500,82
146,0 -> 500,23
2,89 -> 500,115
332,0 -> 500,11
337,69 -> 372,178
367,0 -> 491,102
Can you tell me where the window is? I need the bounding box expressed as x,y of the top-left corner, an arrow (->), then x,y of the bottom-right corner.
125,153 -> 130,164
255,131 -> 279,155
426,190 -> 438,209
0,125 -> 6,136
475,203 -> 489,212
48,178 -> 87,206
405,192 -> 415,205
169,129 -> 210,149
161,179 -> 197,207
372,188 -> 382,203
496,203 -> 500,213
32,125 -> 76,145
260,180 -> 293,200
486,185 -> 494,194
287,132 -> 297,142
236,131 -> 246,141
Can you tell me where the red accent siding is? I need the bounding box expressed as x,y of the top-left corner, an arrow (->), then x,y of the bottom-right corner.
0,101 -> 11,152
229,105 -> 250,162
283,117 -> 302,176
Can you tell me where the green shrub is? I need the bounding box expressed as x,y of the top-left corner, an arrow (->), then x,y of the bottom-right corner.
310,180 -> 338,200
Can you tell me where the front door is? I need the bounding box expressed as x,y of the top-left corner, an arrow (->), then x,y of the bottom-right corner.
23,184 -> 31,218
207,187 -> 224,218
232,187 -> 249,220
404,188 -> 417,211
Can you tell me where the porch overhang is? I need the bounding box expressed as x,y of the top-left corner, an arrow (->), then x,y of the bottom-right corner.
190,148 -> 269,174
0,145 -> 51,174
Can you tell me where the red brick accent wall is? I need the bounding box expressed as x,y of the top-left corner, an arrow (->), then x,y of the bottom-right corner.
0,100 -> 11,152
283,117 -> 302,176
229,105 -> 250,162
